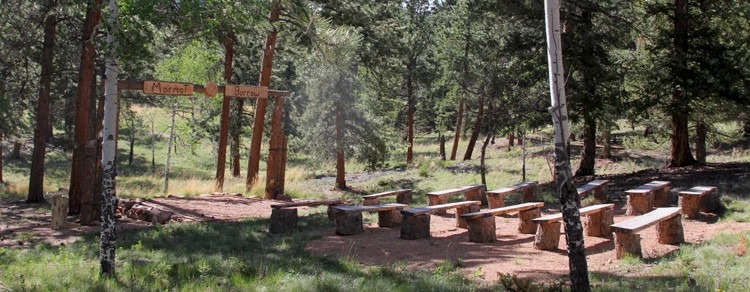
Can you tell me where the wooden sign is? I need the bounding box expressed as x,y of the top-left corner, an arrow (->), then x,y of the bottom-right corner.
225,85 -> 268,98
143,81 -> 194,96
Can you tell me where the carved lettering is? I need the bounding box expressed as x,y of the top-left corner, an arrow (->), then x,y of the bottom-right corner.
225,85 -> 268,98
143,81 -> 194,96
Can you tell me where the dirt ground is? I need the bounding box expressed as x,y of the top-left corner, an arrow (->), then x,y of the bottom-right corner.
2,162 -> 750,283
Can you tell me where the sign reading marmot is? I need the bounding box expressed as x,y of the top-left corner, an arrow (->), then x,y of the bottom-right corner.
225,85 -> 268,98
143,81 -> 194,96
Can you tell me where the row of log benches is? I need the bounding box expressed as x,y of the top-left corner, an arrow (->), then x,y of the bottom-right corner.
269,180 -> 721,259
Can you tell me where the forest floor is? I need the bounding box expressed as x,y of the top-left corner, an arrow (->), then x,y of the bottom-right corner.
2,162 -> 750,284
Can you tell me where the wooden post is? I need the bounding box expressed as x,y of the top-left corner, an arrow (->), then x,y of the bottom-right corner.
51,194 -> 69,229
534,222 -> 561,250
653,187 -> 670,207
456,205 -> 480,228
378,210 -> 402,227
518,208 -> 541,234
400,213 -> 430,240
615,232 -> 642,259
487,193 -> 505,209
657,215 -> 684,244
467,217 -> 496,243
626,194 -> 653,216
334,211 -> 363,235
678,195 -> 702,219
269,208 -> 297,233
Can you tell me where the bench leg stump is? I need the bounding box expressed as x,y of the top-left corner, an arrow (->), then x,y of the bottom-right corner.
51,194 -> 69,230
534,222 -> 560,250
601,209 -> 614,236
396,192 -> 413,204
654,187 -> 670,208
428,196 -> 448,215
657,215 -> 684,244
327,206 -> 338,222
518,208 -> 541,234
401,214 -> 430,240
615,232 -> 642,259
465,189 -> 488,206
522,186 -> 536,202
456,205 -> 481,228
585,210 -> 613,237
378,209 -> 402,228
363,198 -> 379,206
467,217 -> 496,243
679,195 -> 702,219
487,194 -> 505,209
269,208 -> 298,233
334,211 -> 364,236
626,194 -> 653,216
701,191 -> 722,214
593,188 -> 607,202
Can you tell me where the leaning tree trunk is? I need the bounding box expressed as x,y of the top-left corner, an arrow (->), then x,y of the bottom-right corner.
28,12 -> 56,203
215,31 -> 234,192
480,134 -> 491,186
695,120 -> 707,163
575,111 -> 596,176
247,1 -> 281,191
669,0 -> 697,168
69,0 -> 103,214
335,103 -> 346,190
100,0 -> 119,277
463,96 -> 484,161
544,0 -> 590,290
450,99 -> 464,160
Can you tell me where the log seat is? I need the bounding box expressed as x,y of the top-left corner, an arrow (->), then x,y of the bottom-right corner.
486,181 -> 538,209
678,186 -> 719,219
610,207 -> 684,259
362,189 -> 413,206
426,184 -> 486,213
400,201 -> 482,240
269,199 -> 347,233
577,179 -> 610,201
460,202 -> 544,243
331,204 -> 409,235
531,204 -> 615,250
624,181 -> 671,216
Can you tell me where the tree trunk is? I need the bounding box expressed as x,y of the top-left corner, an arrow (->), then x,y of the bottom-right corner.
544,0 -> 590,289
28,13 -> 56,203
450,99 -> 464,160
247,2 -> 281,191
575,111 -> 596,176
522,131 -> 527,181
69,0 -> 103,214
406,60 -> 415,165
508,130 -> 515,149
10,142 -> 20,159
695,120 -> 707,163
438,133 -> 446,160
150,117 -> 156,174
215,32 -> 234,192
480,134 -> 491,186
463,96 -> 484,161
669,0 -> 697,168
0,133 -> 4,183
602,128 -> 612,159
128,132 -> 134,165
81,67 -> 102,225
164,104 -> 176,194
100,0 -> 119,277
265,96 -> 285,199
335,103 -> 346,190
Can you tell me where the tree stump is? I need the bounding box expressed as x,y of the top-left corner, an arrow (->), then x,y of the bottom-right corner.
363,197 -> 379,206
518,208 -> 541,234
534,222 -> 560,250
465,189 -> 487,206
467,217 -> 496,243
334,211 -> 363,235
657,215 -> 684,244
626,194 -> 653,216
522,186 -> 536,202
327,206 -> 337,221
455,205 -> 480,228
679,195 -> 702,219
487,193 -> 505,209
427,196 -> 448,215
396,192 -> 413,204
401,213 -> 430,240
600,209 -> 614,236
615,232 -> 641,259
653,187 -> 670,207
269,208 -> 298,233
378,209 -> 402,228
51,194 -> 69,230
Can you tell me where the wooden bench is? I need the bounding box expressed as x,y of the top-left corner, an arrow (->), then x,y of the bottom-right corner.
269,199 -> 347,233
577,179 -> 610,201
362,189 -> 413,206
400,201 -> 482,240
531,204 -> 615,250
678,186 -> 719,219
460,202 -> 544,243
486,181 -> 538,209
331,204 -> 409,235
426,184 -> 486,214
610,207 -> 684,259
624,181 -> 670,216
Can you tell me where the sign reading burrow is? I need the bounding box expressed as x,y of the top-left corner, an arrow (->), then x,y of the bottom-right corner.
144,81 -> 194,96
225,85 -> 268,98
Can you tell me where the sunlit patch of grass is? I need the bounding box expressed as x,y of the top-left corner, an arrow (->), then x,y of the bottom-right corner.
0,181 -> 28,201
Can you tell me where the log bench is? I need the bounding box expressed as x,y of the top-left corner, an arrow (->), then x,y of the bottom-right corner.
426,184 -> 486,214
362,189 -> 413,206
460,202 -> 544,243
269,199 -> 347,233
577,179 -> 610,201
624,181 -> 670,216
531,204 -> 615,250
486,181 -> 538,209
678,186 -> 719,219
610,207 -> 684,259
331,204 -> 409,235
400,201 -> 482,240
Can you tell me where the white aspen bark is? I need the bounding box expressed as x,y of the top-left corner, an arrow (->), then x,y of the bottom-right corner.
100,0 -> 119,277
164,102 -> 176,194
544,0 -> 590,290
